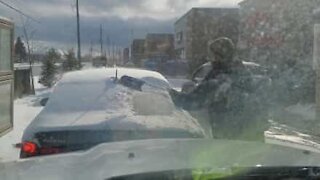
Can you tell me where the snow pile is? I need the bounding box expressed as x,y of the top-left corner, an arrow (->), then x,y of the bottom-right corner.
265,130 -> 320,153
61,68 -> 170,87
133,92 -> 173,116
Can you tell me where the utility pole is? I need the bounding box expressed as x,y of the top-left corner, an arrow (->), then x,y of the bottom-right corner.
112,42 -> 115,66
104,34 -> 108,65
76,0 -> 81,65
129,28 -> 134,62
107,36 -> 110,60
89,40 -> 93,61
99,24 -> 107,67
100,24 -> 103,57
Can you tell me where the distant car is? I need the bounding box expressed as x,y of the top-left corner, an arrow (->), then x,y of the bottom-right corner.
20,68 -> 208,158
92,57 -> 107,67
143,59 -> 158,71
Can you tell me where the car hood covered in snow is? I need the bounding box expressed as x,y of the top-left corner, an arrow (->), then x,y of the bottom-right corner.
22,68 -> 206,141
2,139 -> 320,180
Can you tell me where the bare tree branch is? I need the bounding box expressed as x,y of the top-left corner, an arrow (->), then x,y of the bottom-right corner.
20,15 -> 36,94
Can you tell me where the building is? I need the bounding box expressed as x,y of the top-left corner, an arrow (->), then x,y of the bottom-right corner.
131,39 -> 145,66
123,47 -> 129,64
0,17 -> 14,136
238,0 -> 320,68
144,33 -> 175,61
131,34 -> 175,67
174,8 -> 240,71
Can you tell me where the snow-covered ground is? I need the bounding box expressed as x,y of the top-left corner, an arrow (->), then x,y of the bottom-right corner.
265,103 -> 320,152
0,77 -> 50,162
265,130 -> 320,153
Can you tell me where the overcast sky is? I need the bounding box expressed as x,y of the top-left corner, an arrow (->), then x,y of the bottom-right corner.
1,0 -> 241,53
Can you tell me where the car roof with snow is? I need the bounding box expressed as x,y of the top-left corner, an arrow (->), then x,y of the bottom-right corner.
23,68 -> 205,140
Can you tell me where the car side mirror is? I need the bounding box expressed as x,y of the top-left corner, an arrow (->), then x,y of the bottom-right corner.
181,81 -> 196,93
40,97 -> 49,106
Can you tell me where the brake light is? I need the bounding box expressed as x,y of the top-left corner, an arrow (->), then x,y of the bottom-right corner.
22,142 -> 38,155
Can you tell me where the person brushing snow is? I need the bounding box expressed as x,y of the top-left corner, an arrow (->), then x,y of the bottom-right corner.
170,37 -> 268,141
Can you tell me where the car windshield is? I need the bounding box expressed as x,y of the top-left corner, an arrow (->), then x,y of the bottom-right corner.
1,0 -> 320,179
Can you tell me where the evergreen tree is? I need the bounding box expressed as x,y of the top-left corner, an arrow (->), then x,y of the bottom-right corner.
47,48 -> 61,63
39,48 -> 59,87
62,49 -> 79,71
14,37 -> 27,63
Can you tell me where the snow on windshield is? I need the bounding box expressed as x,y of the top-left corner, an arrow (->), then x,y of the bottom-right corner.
2,1 -> 320,174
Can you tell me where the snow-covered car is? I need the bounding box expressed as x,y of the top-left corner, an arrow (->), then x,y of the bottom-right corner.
4,139 -> 320,180
20,68 -> 208,158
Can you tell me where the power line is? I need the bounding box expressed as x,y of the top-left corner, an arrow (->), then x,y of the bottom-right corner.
0,0 -> 40,23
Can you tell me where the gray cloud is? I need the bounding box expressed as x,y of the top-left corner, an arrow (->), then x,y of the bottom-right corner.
81,0 -> 147,11
1,0 -> 241,53
14,15 -> 174,53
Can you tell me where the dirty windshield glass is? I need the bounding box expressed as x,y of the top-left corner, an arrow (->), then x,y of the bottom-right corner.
1,0 -> 320,179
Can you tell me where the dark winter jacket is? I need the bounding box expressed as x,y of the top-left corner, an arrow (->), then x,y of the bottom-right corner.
169,60 -> 268,141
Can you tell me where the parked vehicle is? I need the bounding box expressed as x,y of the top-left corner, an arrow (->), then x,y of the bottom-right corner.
20,68 -> 208,158
92,56 -> 107,67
